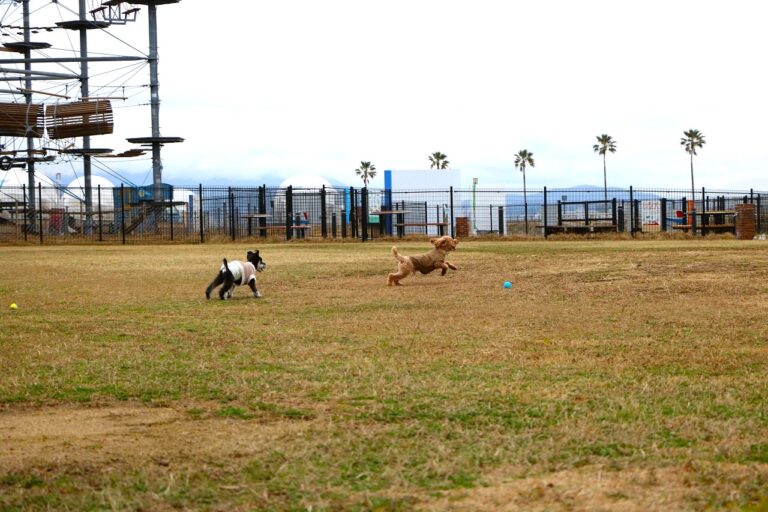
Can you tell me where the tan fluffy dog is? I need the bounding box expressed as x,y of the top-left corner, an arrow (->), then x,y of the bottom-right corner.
388,235 -> 459,285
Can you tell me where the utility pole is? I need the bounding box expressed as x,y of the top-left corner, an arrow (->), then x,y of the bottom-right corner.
22,0 -> 35,230
127,1 -> 184,204
78,0 -> 93,233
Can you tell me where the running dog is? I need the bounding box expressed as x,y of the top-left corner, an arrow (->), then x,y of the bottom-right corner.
205,250 -> 267,300
388,235 -> 459,285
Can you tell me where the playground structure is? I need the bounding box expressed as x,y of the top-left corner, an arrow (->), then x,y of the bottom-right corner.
0,0 -> 183,234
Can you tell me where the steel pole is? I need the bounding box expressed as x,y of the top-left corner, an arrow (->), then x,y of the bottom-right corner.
79,0 -> 93,233
148,3 -> 163,202
23,0 -> 36,230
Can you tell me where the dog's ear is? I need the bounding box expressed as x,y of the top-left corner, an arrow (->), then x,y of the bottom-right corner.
430,237 -> 438,246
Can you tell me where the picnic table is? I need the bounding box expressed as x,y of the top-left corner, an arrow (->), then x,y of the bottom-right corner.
371,210 -> 410,237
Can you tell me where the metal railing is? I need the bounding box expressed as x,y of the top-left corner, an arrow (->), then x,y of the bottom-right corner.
0,184 -> 764,243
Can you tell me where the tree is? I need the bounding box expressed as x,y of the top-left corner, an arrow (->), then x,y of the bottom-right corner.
354,161 -> 376,187
592,134 -> 617,203
428,152 -> 449,169
680,129 -> 705,202
514,149 -> 535,235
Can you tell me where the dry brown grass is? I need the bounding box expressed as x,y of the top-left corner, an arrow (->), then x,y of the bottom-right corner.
1,239 -> 768,510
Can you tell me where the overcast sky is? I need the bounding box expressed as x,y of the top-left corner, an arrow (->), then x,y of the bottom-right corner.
6,0 -> 768,190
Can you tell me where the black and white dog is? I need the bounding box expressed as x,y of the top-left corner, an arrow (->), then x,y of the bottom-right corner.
205,250 -> 267,300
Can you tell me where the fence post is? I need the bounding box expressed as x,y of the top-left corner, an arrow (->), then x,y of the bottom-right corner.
228,187 -> 235,241
341,209 -> 347,238
169,185 -> 175,242
187,194 -> 193,238
660,198 -> 667,232
701,187 -> 707,236
286,185 -> 293,241
362,187 -> 369,242
121,183 -> 126,245
97,185 -> 103,242
690,193 -> 697,235
449,186 -> 455,238
498,206 -> 504,236
543,186 -> 548,238
22,184 -> 27,242
489,204 -> 493,233
321,185 -> 328,238
332,213 -> 337,238
629,186 -> 634,235
557,200 -> 563,226
38,184 -> 43,244
258,185 -> 267,238
350,187 -> 357,239
633,200 -> 640,234
611,198 -> 617,230
617,204 -> 625,232
198,184 -> 204,243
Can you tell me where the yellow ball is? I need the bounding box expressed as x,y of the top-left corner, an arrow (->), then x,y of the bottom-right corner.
9,303 -> 17,310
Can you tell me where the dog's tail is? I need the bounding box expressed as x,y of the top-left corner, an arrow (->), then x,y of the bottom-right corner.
222,258 -> 231,274
391,246 -> 407,263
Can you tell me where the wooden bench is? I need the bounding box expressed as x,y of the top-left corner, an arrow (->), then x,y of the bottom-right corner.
672,223 -> 735,234
542,224 -> 617,236
394,222 -> 448,237
256,224 -> 311,238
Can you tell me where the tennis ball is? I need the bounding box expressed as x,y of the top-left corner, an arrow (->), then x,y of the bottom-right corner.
503,281 -> 512,289
10,303 -> 17,310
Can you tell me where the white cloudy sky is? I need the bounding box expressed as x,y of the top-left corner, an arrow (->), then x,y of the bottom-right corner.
6,0 -> 768,190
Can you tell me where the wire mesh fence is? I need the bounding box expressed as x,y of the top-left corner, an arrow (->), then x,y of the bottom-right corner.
0,183 -> 765,243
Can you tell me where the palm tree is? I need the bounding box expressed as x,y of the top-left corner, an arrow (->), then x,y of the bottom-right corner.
514,149 -> 535,235
354,161 -> 376,187
428,152 -> 449,169
593,134 -> 617,203
680,129 -> 705,202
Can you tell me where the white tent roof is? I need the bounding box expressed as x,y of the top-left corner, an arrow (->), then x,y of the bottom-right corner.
0,168 -> 56,188
0,169 -> 59,208
62,176 -> 115,210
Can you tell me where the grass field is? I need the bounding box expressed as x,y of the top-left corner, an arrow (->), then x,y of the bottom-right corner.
2,238 -> 768,511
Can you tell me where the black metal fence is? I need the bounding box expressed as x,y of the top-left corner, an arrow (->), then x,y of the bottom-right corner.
0,184 -> 765,243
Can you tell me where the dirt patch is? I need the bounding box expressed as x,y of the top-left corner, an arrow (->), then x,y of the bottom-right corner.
0,402 -> 310,474
418,464 -> 768,511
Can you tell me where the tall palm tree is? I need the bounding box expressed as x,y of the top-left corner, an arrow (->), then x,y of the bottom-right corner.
428,152 -> 449,169
514,149 -> 535,235
680,129 -> 705,202
354,161 -> 376,187
593,134 -> 617,203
